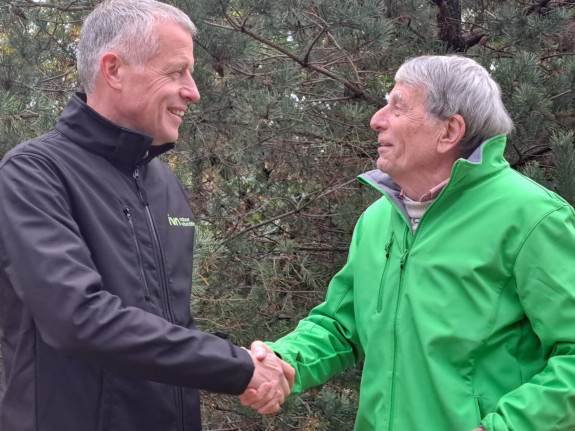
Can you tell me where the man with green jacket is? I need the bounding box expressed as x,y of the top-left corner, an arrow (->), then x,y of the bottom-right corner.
240,55 -> 575,430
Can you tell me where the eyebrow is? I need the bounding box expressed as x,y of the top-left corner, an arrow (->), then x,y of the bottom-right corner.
385,90 -> 403,106
171,62 -> 194,72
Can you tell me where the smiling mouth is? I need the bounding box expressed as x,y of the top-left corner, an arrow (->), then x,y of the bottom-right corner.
168,108 -> 186,117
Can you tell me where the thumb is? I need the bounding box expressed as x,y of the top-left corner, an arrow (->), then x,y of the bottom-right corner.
250,340 -> 270,361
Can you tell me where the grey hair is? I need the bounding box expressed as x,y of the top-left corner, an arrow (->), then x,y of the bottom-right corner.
395,55 -> 514,158
77,0 -> 196,93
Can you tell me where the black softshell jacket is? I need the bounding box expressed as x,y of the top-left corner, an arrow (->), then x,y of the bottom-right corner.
0,93 -> 254,431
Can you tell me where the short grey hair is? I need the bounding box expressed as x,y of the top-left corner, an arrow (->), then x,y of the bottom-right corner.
395,55 -> 514,157
77,0 -> 196,93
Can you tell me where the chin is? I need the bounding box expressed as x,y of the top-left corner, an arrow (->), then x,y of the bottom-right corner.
158,133 -> 179,145
376,159 -> 387,172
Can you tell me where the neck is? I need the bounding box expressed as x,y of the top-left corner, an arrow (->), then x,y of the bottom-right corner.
85,92 -> 115,123
398,173 -> 450,201
395,157 -> 457,201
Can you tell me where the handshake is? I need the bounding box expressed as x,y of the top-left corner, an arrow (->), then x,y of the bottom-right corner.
238,340 -> 295,414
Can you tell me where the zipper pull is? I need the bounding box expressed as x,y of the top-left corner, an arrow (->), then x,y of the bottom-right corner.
133,167 -> 149,206
385,237 -> 394,258
400,249 -> 409,269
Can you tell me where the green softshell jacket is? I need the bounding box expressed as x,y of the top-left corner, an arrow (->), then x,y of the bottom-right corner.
269,135 -> 575,431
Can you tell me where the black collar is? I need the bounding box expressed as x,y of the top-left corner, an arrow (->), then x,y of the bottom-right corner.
55,93 -> 174,171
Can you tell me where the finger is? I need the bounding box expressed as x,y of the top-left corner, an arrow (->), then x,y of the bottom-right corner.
280,374 -> 290,397
245,382 -> 277,411
253,386 -> 285,412
251,395 -> 276,412
238,388 -> 259,407
282,361 -> 296,388
273,386 -> 285,406
257,397 -> 281,415
241,383 -> 271,408
250,340 -> 269,361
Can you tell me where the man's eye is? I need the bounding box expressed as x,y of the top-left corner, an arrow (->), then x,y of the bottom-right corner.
169,68 -> 193,79
174,69 -> 192,77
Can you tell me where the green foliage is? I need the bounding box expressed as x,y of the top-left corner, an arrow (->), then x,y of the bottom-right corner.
551,131 -> 575,205
0,1 -> 90,157
520,161 -> 552,190
551,132 -> 575,205
190,224 -> 226,314
0,90 -> 26,157
2,0 -> 575,428
520,131 -> 575,206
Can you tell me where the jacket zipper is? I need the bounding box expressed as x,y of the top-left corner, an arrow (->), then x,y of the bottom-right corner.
382,176 -> 450,429
388,229 -> 410,430
132,167 -> 185,431
133,167 -> 175,322
123,207 -> 151,301
377,234 -> 394,313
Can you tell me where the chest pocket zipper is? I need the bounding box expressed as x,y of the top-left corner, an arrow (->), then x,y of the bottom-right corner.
377,235 -> 394,313
124,207 -> 151,302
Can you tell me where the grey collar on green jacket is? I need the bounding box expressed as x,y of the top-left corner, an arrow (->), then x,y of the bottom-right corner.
357,134 -> 506,224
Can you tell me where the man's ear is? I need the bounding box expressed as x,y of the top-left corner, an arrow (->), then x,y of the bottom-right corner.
437,114 -> 465,155
99,52 -> 124,90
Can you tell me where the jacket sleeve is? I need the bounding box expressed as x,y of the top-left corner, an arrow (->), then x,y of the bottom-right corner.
0,153 -> 254,395
482,203 -> 575,431
267,214 -> 366,394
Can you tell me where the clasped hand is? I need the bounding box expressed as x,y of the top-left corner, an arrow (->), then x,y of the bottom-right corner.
238,341 -> 295,414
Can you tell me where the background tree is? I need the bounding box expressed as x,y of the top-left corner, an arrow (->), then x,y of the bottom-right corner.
1,0 -> 574,429
0,0 -> 94,155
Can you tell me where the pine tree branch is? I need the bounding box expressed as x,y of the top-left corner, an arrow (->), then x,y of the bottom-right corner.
541,53 -> 575,60
200,20 -> 235,32
221,179 -> 356,244
301,10 -> 362,85
10,0 -> 91,12
510,146 -> 551,169
430,0 -> 487,51
12,80 -> 71,93
298,246 -> 349,252
40,67 -> 76,84
326,31 -> 361,85
211,13 -> 384,106
431,0 -> 464,51
304,96 -> 356,103
525,0 -> 552,15
302,26 -> 327,65
549,89 -> 572,100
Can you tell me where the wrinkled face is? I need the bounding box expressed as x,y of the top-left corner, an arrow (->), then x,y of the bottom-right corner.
370,82 -> 446,182
116,22 -> 200,145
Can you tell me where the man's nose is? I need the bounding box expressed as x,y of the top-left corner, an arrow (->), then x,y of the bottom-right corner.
181,75 -> 200,103
370,106 -> 388,131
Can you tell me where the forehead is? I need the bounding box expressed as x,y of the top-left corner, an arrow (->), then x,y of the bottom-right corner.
387,82 -> 426,103
151,21 -> 194,62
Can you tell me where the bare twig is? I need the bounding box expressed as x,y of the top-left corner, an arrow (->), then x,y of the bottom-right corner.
549,89 -> 573,100
541,53 -> 575,60
303,26 -> 327,65
40,67 -> 76,84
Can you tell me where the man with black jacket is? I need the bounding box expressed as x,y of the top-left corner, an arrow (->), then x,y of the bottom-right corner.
0,1 -> 293,430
